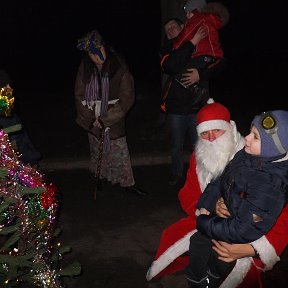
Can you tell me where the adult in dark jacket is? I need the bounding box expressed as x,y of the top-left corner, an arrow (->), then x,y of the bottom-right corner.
152,18 -> 185,141
161,25 -> 210,185
160,1 -> 228,186
161,44 -> 225,185
187,110 -> 288,288
75,29 -> 145,196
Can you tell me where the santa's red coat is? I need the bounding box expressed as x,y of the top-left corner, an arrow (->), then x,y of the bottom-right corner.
147,153 -> 288,287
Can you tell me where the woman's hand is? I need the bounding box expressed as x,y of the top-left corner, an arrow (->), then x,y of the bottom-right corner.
212,240 -> 255,262
215,197 -> 230,218
94,117 -> 104,128
91,117 -> 104,139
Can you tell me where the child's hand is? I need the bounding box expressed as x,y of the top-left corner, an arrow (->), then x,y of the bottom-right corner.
215,197 -> 230,218
190,25 -> 208,46
199,208 -> 210,215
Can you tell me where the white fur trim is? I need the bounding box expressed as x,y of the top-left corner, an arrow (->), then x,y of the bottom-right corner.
207,98 -> 215,104
220,257 -> 253,288
197,120 -> 231,135
251,236 -> 280,271
146,230 -> 197,281
219,236 -> 280,288
230,120 -> 245,156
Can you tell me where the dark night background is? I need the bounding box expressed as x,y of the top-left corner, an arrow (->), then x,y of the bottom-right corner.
0,0 -> 287,138
0,0 -> 161,95
1,2 -> 288,287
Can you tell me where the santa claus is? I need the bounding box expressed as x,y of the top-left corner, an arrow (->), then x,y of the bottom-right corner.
146,102 -> 288,288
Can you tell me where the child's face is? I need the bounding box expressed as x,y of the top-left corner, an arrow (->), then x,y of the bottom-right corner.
244,125 -> 261,156
186,11 -> 194,19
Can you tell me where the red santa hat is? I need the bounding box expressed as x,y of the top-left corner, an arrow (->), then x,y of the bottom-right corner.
196,102 -> 231,135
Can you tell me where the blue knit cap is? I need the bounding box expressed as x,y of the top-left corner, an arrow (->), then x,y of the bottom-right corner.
251,110 -> 288,158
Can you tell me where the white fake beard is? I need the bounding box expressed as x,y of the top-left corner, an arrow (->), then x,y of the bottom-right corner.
195,130 -> 236,186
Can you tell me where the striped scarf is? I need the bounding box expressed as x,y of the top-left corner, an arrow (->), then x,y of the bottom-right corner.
100,74 -> 110,152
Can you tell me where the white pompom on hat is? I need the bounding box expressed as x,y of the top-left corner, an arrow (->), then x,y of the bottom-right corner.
196,102 -> 232,135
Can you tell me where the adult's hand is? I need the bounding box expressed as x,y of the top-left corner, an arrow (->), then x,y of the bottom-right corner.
91,117 -> 104,139
180,25 -> 207,87
181,68 -> 200,87
212,240 -> 255,262
212,197 -> 256,262
215,197 -> 230,218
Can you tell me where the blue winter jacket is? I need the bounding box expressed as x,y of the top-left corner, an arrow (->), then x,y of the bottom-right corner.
196,149 -> 288,243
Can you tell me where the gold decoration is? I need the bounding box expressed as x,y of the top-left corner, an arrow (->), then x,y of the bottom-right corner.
0,87 -> 14,116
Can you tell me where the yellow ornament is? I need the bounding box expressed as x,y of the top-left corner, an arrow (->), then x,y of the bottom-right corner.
0,87 -> 14,116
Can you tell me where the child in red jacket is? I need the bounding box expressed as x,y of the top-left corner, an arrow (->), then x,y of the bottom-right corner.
173,0 -> 229,90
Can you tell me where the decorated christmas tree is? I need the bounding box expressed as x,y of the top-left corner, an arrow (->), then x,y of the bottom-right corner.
0,125 -> 81,287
